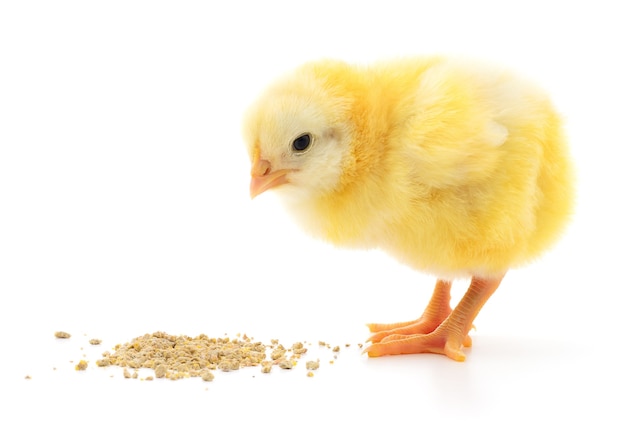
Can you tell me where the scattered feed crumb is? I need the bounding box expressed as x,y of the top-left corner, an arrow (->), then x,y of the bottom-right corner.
96,358 -> 110,367
123,368 -> 131,379
358,343 -> 363,348
89,339 -> 102,345
306,360 -> 320,370
145,376 -> 154,381
332,346 -> 340,352
278,360 -> 294,370
154,364 -> 167,379
271,348 -> 286,360
218,359 -> 240,372
25,375 -> 31,380
55,331 -> 71,339
75,360 -> 88,371
261,361 -> 273,374
307,371 -> 314,377
201,370 -> 215,382
292,342 -> 307,355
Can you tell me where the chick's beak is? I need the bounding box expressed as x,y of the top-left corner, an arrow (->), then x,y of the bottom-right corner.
249,154 -> 291,199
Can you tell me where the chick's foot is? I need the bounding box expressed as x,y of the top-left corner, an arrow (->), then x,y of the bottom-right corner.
367,279 -> 453,343
365,325 -> 471,361
365,275 -> 504,361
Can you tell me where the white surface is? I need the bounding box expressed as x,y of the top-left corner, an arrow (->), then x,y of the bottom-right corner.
1,1 -> 624,434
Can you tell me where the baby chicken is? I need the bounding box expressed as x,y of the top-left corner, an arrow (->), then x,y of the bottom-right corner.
243,57 -> 574,361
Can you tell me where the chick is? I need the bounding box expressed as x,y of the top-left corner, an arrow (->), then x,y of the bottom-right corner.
243,57 -> 574,361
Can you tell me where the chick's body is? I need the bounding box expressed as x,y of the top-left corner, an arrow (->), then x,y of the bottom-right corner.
244,57 -> 573,361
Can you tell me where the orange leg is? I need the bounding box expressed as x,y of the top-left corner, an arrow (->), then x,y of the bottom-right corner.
367,279 -> 453,342
365,274 -> 504,361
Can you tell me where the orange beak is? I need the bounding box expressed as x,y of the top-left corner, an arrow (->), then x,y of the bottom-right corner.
249,150 -> 292,199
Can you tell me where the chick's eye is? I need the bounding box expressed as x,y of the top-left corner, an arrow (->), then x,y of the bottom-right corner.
292,134 -> 311,152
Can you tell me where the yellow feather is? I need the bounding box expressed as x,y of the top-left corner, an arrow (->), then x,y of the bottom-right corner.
243,57 -> 574,280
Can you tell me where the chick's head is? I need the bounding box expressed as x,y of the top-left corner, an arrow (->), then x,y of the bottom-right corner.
243,68 -> 354,201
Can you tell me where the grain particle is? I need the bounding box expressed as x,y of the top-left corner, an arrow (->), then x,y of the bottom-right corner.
332,346 -> 340,352
89,339 -> 102,345
55,331 -> 71,339
75,360 -> 88,371
218,359 -> 240,372
96,358 -> 111,367
154,364 -> 167,378
260,361 -> 273,374
278,360 -> 294,370
306,360 -> 320,370
201,370 -> 215,382
306,371 -> 314,377
292,342 -> 307,355
123,368 -> 131,379
270,348 -> 286,360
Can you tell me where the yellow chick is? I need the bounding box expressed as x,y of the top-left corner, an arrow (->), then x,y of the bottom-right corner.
243,57 -> 574,361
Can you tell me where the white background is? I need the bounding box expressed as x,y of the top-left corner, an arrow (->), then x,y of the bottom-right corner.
1,1 -> 624,434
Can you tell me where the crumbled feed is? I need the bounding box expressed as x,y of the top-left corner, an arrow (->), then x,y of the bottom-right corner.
291,342 -> 307,356
89,339 -> 102,345
82,331 -> 355,382
201,370 -> 215,382
306,360 -> 320,370
96,358 -> 111,367
306,371 -> 314,377
278,359 -> 294,370
332,346 -> 340,352
260,361 -> 273,373
55,331 -> 71,339
25,375 -> 32,380
218,359 -> 240,372
97,332 -> 273,381
154,364 -> 167,379
270,347 -> 286,361
75,360 -> 88,371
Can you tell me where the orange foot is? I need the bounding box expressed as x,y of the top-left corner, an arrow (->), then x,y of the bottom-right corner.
364,275 -> 505,362
365,321 -> 473,361
367,280 -> 453,343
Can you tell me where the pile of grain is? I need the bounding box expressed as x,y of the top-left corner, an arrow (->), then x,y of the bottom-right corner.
94,331 -> 316,381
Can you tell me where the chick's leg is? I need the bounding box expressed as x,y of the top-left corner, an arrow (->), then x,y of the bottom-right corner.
366,274 -> 504,361
367,280 -> 454,343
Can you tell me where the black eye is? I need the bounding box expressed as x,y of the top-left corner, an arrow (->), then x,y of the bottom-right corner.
292,133 -> 311,152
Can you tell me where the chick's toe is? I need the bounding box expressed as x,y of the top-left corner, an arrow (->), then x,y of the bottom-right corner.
367,279 -> 453,342
366,275 -> 503,361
